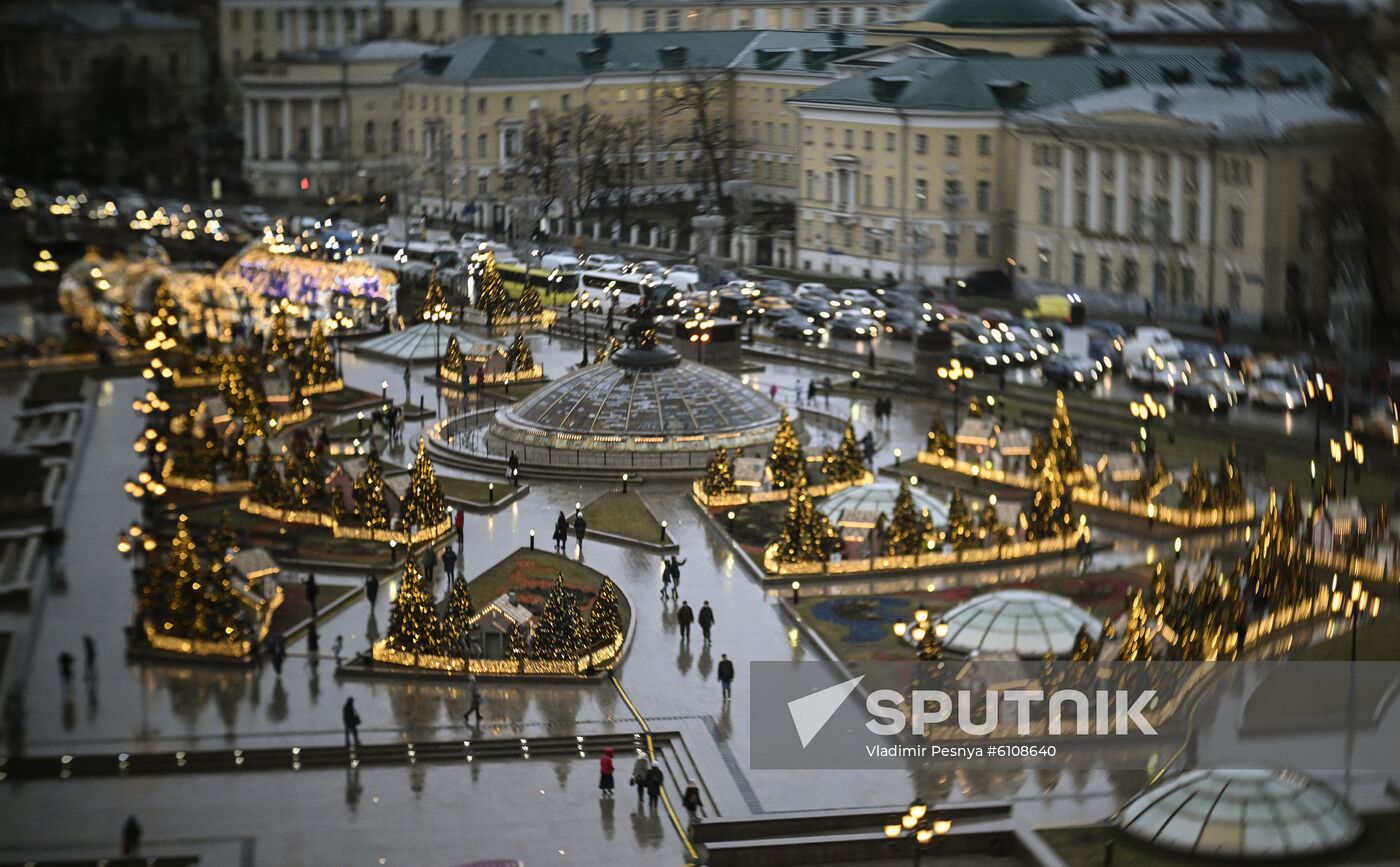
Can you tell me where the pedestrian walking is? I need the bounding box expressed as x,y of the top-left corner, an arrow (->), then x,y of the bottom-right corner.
58,651 -> 74,687
573,512 -> 587,549
698,601 -> 715,645
629,750 -> 649,803
455,508 -> 466,546
677,600 -> 694,643
795,379 -> 803,405
717,653 -> 735,702
474,367 -> 485,395
553,511 -> 569,553
464,677 -> 483,726
508,450 -> 519,484
661,568 -> 672,600
666,556 -> 686,600
403,363 -> 412,404
303,573 -> 320,617
82,635 -> 96,679
365,572 -> 379,608
807,380 -> 817,403
599,747 -> 616,797
121,815 -> 142,856
644,761 -> 665,810
682,779 -> 702,822
442,546 -> 458,582
342,697 -> 362,749
769,383 -> 778,401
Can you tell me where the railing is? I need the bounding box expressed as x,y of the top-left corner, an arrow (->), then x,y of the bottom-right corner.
429,412 -> 722,471
693,467 -> 873,509
761,529 -> 1083,577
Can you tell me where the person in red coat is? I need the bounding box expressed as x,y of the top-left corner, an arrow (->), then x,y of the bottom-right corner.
598,746 -> 615,797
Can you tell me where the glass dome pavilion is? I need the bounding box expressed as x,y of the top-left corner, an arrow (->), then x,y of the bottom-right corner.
1119,769 -> 1361,860
939,589 -> 1100,658
820,481 -> 949,538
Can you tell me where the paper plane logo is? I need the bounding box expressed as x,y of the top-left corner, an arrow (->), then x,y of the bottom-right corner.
788,676 -> 864,748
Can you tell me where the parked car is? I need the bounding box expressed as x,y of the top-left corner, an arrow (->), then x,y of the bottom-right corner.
1249,375 -> 1304,411
837,288 -> 881,308
770,314 -> 827,342
1175,382 -> 1232,415
882,309 -> 921,340
624,259 -> 667,277
1042,355 -> 1101,389
583,253 -> 627,271
829,311 -> 881,339
665,263 -> 701,289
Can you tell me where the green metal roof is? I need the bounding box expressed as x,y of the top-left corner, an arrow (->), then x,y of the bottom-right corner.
905,0 -> 1095,28
394,30 -> 863,83
789,47 -> 1330,112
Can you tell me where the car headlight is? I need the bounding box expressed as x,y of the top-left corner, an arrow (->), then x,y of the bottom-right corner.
1074,372 -> 1084,382
986,356 -> 998,366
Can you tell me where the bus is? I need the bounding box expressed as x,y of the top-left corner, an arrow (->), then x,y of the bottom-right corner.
578,270 -> 682,316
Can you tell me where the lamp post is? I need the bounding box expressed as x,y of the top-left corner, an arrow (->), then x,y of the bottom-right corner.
893,609 -> 948,661
1130,393 -> 1168,470
1332,578 -> 1381,662
936,359 -> 975,441
1308,375 -> 1333,459
882,799 -> 952,865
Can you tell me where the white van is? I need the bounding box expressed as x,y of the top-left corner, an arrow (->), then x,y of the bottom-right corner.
539,252 -> 582,274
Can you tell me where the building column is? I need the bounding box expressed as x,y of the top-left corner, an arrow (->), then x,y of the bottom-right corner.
282,11 -> 293,53
1142,151 -> 1156,223
1087,148 -> 1102,232
1059,146 -> 1075,228
1114,149 -> 1128,235
1169,154 -> 1185,242
281,99 -> 293,159
335,10 -> 347,46
1197,156 -> 1213,245
256,100 -> 269,161
302,10 -> 313,49
354,8 -> 365,41
243,98 -> 256,160
310,98 -> 322,160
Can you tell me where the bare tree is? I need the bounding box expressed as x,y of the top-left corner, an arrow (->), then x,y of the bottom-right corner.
660,69 -> 746,214
509,109 -> 573,233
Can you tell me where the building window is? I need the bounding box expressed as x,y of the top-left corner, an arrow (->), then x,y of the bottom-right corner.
1186,202 -> 1199,242
1228,206 -> 1244,248
944,229 -> 959,258
1102,193 -> 1116,231
884,177 -> 894,208
843,129 -> 853,148
504,96 -> 514,112
1038,187 -> 1053,226
1099,256 -> 1111,290
863,174 -> 873,206
1123,259 -> 1139,295
643,10 -> 657,30
435,9 -> 445,31
1037,248 -> 1051,280
478,97 -> 488,112
915,134 -> 928,155
665,10 -> 680,29
253,8 -> 263,29
976,180 -> 990,212
1072,253 -> 1085,287
805,171 -> 817,200
477,134 -> 487,158
944,135 -> 960,156
863,131 -> 873,150
1227,272 -> 1242,308
1182,265 -> 1196,305
391,120 -> 401,153
975,231 -> 989,256
364,121 -> 376,154
885,132 -> 895,152
914,179 -> 928,210
478,175 -> 489,195
815,7 -> 832,27
977,134 -> 991,156
1074,191 -> 1088,230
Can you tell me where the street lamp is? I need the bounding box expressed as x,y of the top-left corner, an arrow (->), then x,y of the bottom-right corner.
893,609 -> 948,661
936,359 -> 975,441
1308,375 -> 1333,459
883,799 -> 952,864
1129,393 -> 1168,470
1332,578 -> 1381,662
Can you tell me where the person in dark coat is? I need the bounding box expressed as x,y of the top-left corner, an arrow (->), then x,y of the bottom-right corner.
364,572 -> 379,608
682,779 -> 703,821
573,513 -> 587,548
455,508 -> 466,546
343,697 -> 362,749
553,511 -> 569,553
303,573 -> 320,616
598,746 -> 616,796
82,635 -> 96,679
698,601 -> 715,645
58,652 -> 74,687
442,547 -> 458,582
629,750 -> 650,803
677,600 -> 694,643
508,450 -> 519,484
643,761 -> 665,810
717,654 -> 735,701
121,815 -> 142,856
464,678 -> 483,726
665,556 -> 686,600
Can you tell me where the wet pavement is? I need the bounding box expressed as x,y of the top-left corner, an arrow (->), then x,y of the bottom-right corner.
0,324 -> 1389,866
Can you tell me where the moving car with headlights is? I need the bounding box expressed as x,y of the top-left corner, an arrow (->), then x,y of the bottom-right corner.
828,311 -> 881,338
1175,381 -> 1232,414
769,313 -> 827,342
1249,374 -> 1305,410
1042,355 -> 1101,390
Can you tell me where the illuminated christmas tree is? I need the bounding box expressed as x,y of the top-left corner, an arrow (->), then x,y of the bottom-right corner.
218,353 -> 268,437
1134,458 -> 1171,504
441,575 -> 475,658
702,447 -> 738,495
439,334 -> 465,381
507,619 -> 529,658
532,573 -> 585,660
1183,460 -> 1212,510
516,282 -> 544,318
1243,489 -> 1306,605
117,303 -> 145,347
266,310 -> 294,360
944,489 -> 976,550
1280,482 -> 1302,537
400,438 -> 448,531
415,272 -> 452,323
773,474 -> 839,563
282,434 -> 319,509
296,320 -> 337,387
1212,442 -> 1246,510
383,561 -> 445,656
926,415 -> 955,458
506,332 -> 535,372
144,282 -> 189,370
204,511 -> 236,564
250,441 -> 285,506
767,409 -> 805,490
327,478 -> 347,523
586,578 -> 623,649
1036,391 -> 1083,484
1118,589 -> 1151,661
227,435 -> 250,482
885,481 -> 933,556
352,451 -> 391,530
979,498 -> 1006,547
824,423 -> 866,484
1023,450 -> 1075,541
475,250 -> 511,321
594,335 -> 622,364
1070,624 -> 1098,661
141,514 -> 250,649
